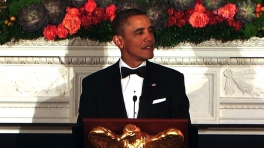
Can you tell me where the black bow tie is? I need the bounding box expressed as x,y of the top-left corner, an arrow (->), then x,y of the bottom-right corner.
121,66 -> 146,78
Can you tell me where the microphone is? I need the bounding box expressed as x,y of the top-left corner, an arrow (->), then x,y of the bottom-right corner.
133,95 -> 137,119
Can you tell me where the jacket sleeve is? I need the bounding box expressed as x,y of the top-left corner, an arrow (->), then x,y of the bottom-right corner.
77,77 -> 98,125
170,73 -> 191,124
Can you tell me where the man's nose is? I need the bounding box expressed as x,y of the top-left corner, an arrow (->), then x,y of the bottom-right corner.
144,32 -> 154,42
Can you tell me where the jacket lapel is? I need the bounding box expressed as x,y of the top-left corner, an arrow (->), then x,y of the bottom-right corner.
105,61 -> 128,118
137,61 -> 158,118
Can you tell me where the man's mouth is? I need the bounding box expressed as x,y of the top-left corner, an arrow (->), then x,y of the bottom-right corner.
142,44 -> 154,49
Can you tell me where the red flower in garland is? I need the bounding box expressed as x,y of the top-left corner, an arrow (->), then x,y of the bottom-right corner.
62,14 -> 81,35
226,18 -> 234,27
196,0 -> 202,4
174,11 -> 184,19
62,7 -> 81,35
167,16 -> 176,27
66,7 -> 80,16
41,0 -> 244,41
215,15 -> 225,23
214,3 -> 237,19
226,18 -> 243,31
189,3 -> 209,28
208,16 -> 217,25
194,3 -> 205,13
204,10 -> 217,25
176,18 -> 186,27
84,0 -> 97,13
185,9 -> 195,22
106,4 -> 117,21
93,7 -> 105,21
43,24 -> 57,40
167,9 -> 185,27
57,24 -> 68,38
233,21 -> 243,31
189,12 -> 209,28
167,8 -> 174,16
80,14 -> 93,30
91,17 -> 100,25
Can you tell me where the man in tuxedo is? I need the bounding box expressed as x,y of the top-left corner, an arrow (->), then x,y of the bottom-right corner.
77,8 -> 190,125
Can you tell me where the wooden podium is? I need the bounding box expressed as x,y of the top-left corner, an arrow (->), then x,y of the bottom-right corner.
83,118 -> 189,148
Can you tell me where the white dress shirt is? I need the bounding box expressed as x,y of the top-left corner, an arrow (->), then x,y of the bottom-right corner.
119,59 -> 146,119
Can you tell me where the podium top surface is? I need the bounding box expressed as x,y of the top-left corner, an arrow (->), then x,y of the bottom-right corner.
83,118 -> 188,148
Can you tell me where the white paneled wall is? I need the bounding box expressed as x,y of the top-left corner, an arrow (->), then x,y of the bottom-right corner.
1,37 -> 264,133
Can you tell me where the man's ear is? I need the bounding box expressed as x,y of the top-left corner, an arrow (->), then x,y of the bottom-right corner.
113,35 -> 124,49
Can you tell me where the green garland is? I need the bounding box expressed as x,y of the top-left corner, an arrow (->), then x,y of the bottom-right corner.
154,22 -> 247,47
8,0 -> 42,16
0,0 -> 264,47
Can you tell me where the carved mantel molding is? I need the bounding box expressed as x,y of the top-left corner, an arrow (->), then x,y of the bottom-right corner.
1,37 -> 264,58
1,56 -> 264,65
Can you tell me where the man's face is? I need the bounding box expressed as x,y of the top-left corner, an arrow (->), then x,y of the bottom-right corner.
114,15 -> 155,67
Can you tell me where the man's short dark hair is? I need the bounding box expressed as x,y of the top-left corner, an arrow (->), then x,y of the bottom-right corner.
111,8 -> 147,36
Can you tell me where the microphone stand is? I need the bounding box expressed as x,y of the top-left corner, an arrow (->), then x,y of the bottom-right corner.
133,95 -> 137,119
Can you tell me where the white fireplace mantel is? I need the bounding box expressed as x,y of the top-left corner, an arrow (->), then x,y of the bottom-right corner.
1,37 -> 264,134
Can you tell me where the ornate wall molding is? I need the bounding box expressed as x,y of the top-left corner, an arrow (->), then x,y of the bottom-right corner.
223,69 -> 264,97
1,56 -> 264,65
0,57 -> 63,64
0,66 -> 69,96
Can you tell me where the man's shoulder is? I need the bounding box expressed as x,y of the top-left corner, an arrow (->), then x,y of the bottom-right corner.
147,61 -> 183,75
82,63 -> 118,81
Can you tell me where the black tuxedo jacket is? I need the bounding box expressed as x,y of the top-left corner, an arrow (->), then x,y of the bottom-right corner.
77,60 -> 190,124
